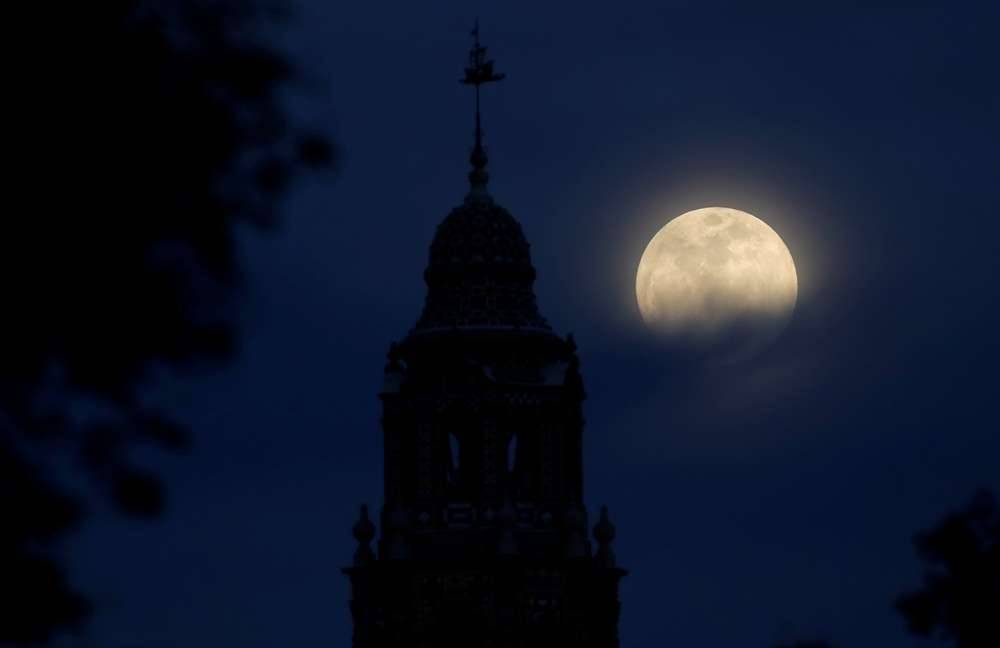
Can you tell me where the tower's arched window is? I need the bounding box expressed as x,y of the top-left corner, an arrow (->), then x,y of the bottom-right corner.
507,433 -> 518,474
448,432 -> 461,483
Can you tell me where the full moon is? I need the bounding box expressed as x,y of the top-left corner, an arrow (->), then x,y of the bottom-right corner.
635,206 -> 798,361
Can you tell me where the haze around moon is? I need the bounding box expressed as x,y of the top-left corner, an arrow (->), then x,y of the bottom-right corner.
635,206 -> 798,362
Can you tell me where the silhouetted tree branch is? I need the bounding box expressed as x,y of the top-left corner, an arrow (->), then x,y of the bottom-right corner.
896,489 -> 1000,648
1,0 -> 332,643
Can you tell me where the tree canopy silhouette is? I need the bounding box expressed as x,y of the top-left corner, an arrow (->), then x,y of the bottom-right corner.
896,489 -> 999,648
1,1 -> 332,644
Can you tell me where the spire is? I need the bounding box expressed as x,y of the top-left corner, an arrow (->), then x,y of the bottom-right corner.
460,20 -> 505,200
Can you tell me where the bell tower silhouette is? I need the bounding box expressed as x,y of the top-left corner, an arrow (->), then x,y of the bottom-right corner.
343,26 -> 626,648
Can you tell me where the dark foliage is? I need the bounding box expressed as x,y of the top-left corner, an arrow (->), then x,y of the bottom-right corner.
896,489 -> 1000,648
1,0 -> 331,643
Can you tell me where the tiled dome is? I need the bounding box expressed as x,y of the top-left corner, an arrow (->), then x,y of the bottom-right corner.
414,195 -> 549,332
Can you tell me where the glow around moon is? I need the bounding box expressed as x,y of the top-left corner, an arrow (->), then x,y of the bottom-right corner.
635,206 -> 798,360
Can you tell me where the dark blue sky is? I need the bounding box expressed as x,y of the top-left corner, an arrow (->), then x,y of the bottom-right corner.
63,2 -> 999,647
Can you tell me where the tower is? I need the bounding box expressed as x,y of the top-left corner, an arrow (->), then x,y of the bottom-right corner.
343,28 -> 626,648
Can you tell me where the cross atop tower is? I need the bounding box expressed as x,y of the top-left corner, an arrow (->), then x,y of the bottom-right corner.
460,21 -> 505,196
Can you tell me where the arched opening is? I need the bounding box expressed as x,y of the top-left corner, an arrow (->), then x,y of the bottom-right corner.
507,432 -> 518,475
448,432 -> 460,484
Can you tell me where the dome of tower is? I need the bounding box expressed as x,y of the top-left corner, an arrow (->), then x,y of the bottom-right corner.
414,195 -> 550,332
426,198 -> 533,278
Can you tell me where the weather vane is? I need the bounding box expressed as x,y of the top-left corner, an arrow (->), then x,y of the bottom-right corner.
461,20 -> 504,194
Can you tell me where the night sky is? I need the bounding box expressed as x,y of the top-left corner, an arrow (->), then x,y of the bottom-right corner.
62,2 -> 999,647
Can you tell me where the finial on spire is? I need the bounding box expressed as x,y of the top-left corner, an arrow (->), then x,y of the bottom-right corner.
460,20 -> 505,199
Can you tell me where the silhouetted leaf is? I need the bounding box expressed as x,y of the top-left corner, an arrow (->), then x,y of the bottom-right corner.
111,468 -> 165,518
896,489 -> 1000,648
